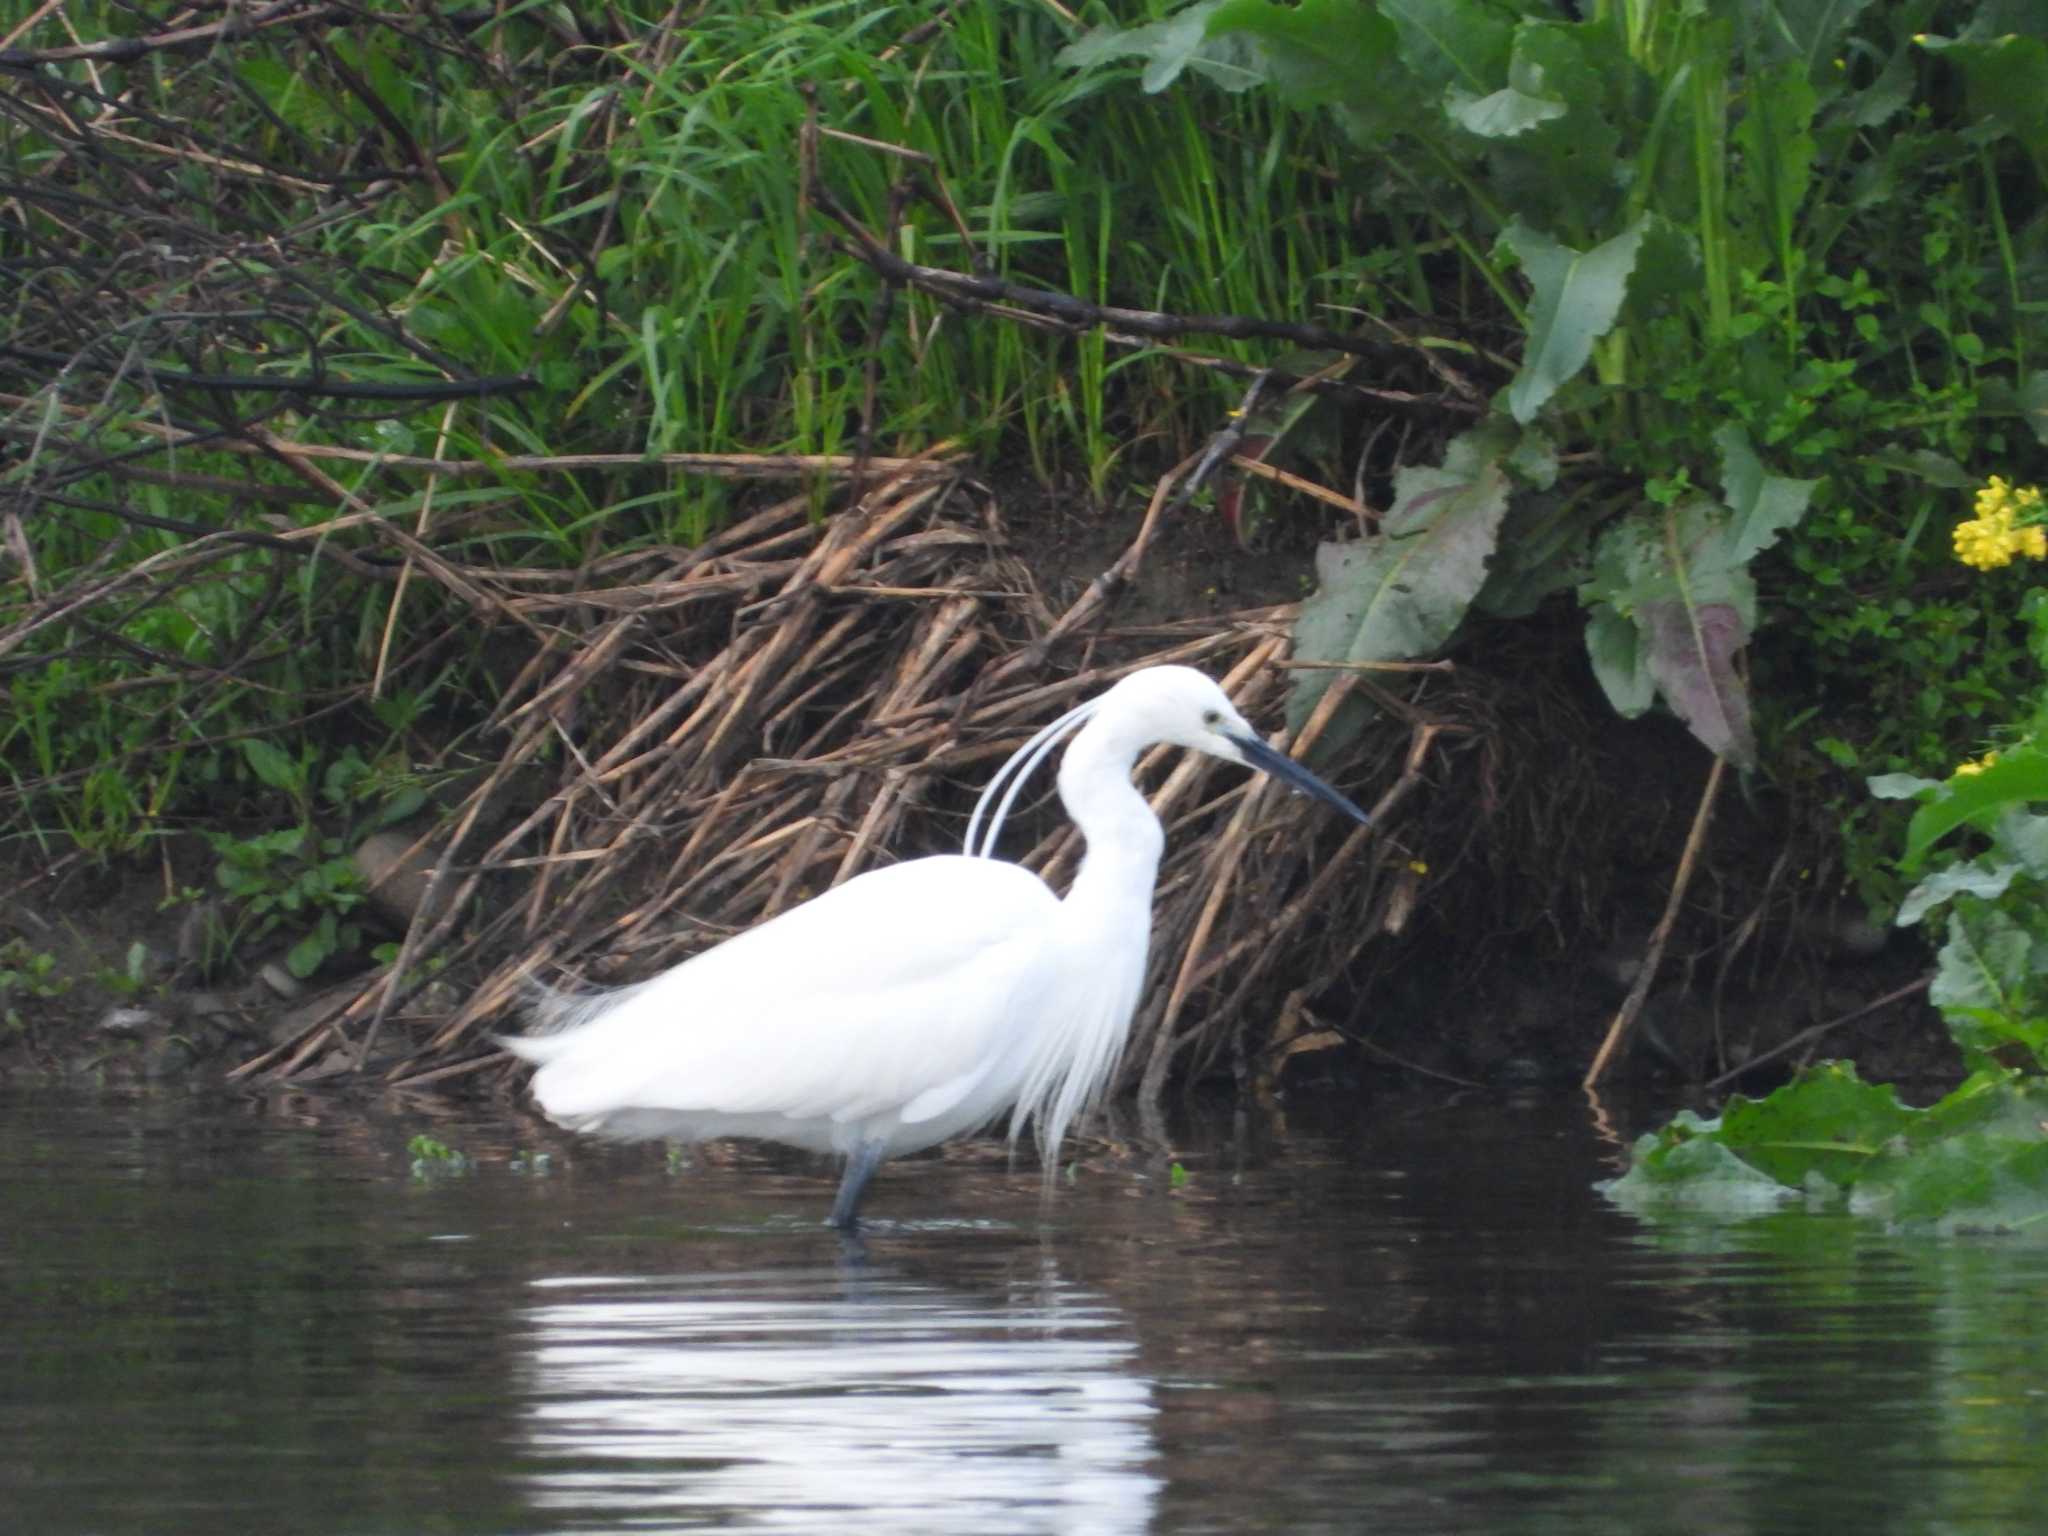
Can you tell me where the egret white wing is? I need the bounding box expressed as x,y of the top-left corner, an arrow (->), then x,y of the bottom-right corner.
507,855 -> 1060,1144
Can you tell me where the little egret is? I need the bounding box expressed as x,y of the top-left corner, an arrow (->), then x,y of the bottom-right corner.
499,665 -> 1368,1226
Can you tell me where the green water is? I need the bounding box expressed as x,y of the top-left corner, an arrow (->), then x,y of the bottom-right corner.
2,1086 -> 2045,1533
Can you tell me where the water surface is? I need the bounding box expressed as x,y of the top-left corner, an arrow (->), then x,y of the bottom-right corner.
3,1084 -> 2045,1533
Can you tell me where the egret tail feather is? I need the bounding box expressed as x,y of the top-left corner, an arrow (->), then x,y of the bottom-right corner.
495,974 -> 656,1065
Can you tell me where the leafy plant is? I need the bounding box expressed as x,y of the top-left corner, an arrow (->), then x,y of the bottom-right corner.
1603,1063 -> 2048,1233
407,1133 -> 473,1179
4,2 -> 1367,856
1853,477 -> 2048,1076
203,741 -> 427,981
88,943 -> 153,1001
1065,0 -> 2043,785
1874,753 -> 2048,1074
1288,421 -> 1517,747
1612,473 -> 2048,1230
0,940 -> 68,1036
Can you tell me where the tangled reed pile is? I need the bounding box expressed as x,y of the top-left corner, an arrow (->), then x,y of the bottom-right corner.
222,458 -> 1440,1105
0,3 -> 1465,1108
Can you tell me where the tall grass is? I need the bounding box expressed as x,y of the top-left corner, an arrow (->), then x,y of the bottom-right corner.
356,1 -> 1355,519
0,1 -> 1360,854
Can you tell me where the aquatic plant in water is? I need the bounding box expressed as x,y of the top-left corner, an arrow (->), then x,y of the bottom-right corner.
407,1135 -> 473,1179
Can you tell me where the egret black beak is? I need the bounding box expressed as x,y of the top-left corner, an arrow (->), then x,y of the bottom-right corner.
1230,734 -> 1371,825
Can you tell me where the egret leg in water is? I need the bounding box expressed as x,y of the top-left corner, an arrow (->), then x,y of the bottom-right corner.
497,665 -> 1369,1227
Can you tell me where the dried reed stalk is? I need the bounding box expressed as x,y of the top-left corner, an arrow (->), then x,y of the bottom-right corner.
224,462 -> 1439,1109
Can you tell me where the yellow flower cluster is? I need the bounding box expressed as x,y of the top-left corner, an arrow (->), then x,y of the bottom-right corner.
1954,476 -> 2047,570
1954,751 -> 2000,777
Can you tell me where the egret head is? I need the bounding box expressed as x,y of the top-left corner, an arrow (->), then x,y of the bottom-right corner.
1102,666 -> 1371,826
965,664 -> 1371,858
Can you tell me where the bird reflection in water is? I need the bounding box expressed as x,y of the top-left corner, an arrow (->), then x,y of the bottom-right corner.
512,1257 -> 1161,1534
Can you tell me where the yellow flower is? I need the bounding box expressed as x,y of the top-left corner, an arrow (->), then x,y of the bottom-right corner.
1976,476 -> 2015,518
1956,477 -> 2048,569
1955,516 -> 2016,569
1955,752 -> 1999,777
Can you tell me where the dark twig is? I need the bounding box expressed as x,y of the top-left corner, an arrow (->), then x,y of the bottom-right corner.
810,180 -> 1488,402
1584,756 -> 1727,1087
0,1 -> 345,69
1703,977 -> 1932,1091
0,344 -> 532,401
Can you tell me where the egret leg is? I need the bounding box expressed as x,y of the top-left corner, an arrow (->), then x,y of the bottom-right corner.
828,1141 -> 887,1229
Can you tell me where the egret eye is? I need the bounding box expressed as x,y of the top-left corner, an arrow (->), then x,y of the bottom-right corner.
1202,709 -> 1222,728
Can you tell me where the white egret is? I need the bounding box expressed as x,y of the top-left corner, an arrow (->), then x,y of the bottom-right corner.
498,665 -> 1368,1226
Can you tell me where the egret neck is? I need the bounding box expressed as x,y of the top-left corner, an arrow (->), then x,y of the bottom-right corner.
1054,709 -> 1169,932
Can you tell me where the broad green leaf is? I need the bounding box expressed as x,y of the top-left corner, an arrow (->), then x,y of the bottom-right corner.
242,738 -> 303,794
1864,448 -> 1974,488
1991,808 -> 2048,879
1447,85 -> 1564,138
1854,1077 -> 2048,1230
1505,15 -> 1612,105
1379,0 -> 1514,98
1499,217 -> 1646,424
1903,744 -> 2048,868
1640,598 -> 1754,768
236,55 -> 332,137
1600,1122 -> 1802,1214
1582,500 -> 1758,765
287,924 -> 335,981
2024,371 -> 2048,448
1943,1008 -> 2048,1076
1918,29 -> 2048,174
1858,1131 -> 2048,1233
1474,488 -> 1599,620
1713,1064 -> 1920,1190
1732,59 -> 1819,258
1714,425 -> 1817,562
1612,1066 -> 2048,1232
1763,0 -> 1876,75
1288,428 -> 1512,737
1619,213 -> 1704,308
1930,907 -> 2031,1021
1060,0 -> 1267,94
1505,423 -> 1558,489
370,786 -> 430,830
1896,860 -> 2020,927
1584,605 -> 1653,715
1486,20 -> 1627,229
1843,20 -> 1919,127
1981,370 -> 2048,447
1204,0 -> 1413,131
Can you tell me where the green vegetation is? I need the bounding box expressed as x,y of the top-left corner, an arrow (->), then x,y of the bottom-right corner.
0,940 -> 67,1035
1612,474 -> 2048,1229
1603,1063 -> 2048,1231
200,742 -> 425,979
3,0 -> 1359,861
1878,606 -> 2048,1079
4,2 -> 2047,1108
1085,0 -> 2046,905
406,1133 -> 472,1178
1060,0 -> 2048,1220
